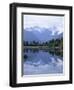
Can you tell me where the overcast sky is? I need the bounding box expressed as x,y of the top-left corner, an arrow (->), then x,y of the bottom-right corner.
23,15 -> 64,34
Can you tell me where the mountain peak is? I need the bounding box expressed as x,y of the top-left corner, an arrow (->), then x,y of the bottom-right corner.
23,27 -> 63,42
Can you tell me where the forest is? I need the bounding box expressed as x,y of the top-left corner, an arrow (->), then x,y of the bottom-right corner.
23,38 -> 63,49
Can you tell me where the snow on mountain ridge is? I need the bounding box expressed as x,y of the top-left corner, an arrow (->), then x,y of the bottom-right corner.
23,27 -> 63,42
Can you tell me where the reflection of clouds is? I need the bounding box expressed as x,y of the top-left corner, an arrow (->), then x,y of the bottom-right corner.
23,56 -> 63,75
24,61 -> 63,75
56,58 -> 63,66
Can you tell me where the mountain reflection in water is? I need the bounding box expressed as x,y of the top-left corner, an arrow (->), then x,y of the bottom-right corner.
23,49 -> 63,75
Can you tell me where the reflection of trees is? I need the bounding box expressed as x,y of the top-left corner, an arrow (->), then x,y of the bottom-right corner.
23,38 -> 63,58
24,48 -> 63,58
24,54 -> 28,59
24,48 -> 39,53
23,49 -> 63,64
49,50 -> 63,57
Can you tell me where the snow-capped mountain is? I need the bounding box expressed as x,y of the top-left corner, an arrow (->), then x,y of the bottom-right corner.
23,27 -> 63,42
53,33 -> 63,40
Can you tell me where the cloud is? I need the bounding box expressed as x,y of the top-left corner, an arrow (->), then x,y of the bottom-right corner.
23,15 -> 64,33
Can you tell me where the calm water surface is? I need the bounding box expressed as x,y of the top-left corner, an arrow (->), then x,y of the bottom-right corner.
23,49 -> 63,75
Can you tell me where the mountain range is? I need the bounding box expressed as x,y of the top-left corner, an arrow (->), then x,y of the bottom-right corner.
23,27 -> 63,42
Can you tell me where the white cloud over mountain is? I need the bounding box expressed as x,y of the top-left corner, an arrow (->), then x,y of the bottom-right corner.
23,27 -> 63,42
23,15 -> 64,34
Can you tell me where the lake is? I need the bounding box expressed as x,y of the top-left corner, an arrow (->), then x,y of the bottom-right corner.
23,49 -> 63,75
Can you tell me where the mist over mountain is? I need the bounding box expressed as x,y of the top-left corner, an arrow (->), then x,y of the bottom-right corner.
23,27 -> 63,42
53,33 -> 63,40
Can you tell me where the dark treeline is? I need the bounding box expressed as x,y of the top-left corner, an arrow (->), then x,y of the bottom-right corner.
48,38 -> 63,50
23,38 -> 63,49
23,38 -> 63,57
